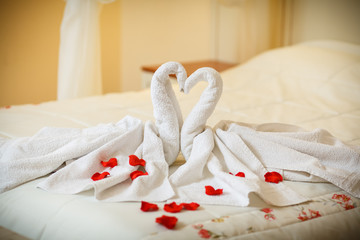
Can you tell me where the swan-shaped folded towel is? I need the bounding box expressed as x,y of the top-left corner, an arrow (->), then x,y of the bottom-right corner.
0,62 -> 186,202
170,67 -> 360,207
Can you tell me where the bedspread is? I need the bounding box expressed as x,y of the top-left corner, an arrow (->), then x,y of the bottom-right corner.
0,40 -> 360,239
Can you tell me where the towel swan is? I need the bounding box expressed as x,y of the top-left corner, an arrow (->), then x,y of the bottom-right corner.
0,62 -> 187,202
170,66 -> 360,206
170,67 -> 269,206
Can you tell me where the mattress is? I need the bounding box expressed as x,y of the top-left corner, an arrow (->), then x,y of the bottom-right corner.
1,40 -> 360,239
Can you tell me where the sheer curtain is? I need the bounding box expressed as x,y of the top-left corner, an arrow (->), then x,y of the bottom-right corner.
57,0 -> 114,100
216,0 -> 291,64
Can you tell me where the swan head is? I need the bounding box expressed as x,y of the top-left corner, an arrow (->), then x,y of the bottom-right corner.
153,61 -> 187,89
175,66 -> 186,92
183,67 -> 223,95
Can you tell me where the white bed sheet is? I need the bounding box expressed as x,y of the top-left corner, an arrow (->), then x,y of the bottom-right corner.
1,40 -> 359,239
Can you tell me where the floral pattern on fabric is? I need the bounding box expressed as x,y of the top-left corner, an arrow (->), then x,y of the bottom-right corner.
192,223 -> 228,239
297,207 -> 321,221
261,208 -> 276,220
144,191 -> 360,240
211,216 -> 229,223
332,193 -> 356,210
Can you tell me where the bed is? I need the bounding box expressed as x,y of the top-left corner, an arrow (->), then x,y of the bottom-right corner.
1,40 -> 360,240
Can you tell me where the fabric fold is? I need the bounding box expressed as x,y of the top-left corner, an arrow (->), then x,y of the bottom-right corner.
0,62 -> 186,202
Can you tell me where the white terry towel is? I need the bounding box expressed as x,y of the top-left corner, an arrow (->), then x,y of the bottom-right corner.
171,67 -> 308,206
171,66 -> 360,206
0,118 -> 141,193
214,121 -> 360,198
152,61 -> 187,165
0,62 -> 186,202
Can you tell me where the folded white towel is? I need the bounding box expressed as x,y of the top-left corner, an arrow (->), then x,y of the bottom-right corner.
180,67 -> 223,160
214,121 -> 360,198
0,62 -> 186,202
171,67 -> 360,207
2,63 -> 360,207
151,61 -> 187,165
38,118 -> 175,201
0,117 -> 141,193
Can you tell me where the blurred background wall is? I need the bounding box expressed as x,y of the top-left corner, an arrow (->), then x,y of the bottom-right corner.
1,0 -> 359,106
0,0 -> 64,106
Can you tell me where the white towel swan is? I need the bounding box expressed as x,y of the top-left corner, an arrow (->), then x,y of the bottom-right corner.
170,67 -> 360,206
0,62 -> 187,202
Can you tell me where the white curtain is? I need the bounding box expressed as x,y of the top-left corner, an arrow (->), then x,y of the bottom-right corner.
216,0 -> 289,64
57,0 -> 114,100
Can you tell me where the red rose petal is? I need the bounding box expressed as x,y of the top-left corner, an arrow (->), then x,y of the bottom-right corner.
230,172 -> 245,177
129,155 -> 146,166
235,172 -> 245,177
155,215 -> 178,229
130,170 -> 148,180
264,171 -> 283,183
140,201 -> 159,212
91,172 -> 110,181
205,185 -> 223,195
181,202 -> 200,211
101,158 -> 118,168
164,202 -> 183,213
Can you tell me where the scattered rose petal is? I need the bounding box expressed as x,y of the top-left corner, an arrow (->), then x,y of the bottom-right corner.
264,171 -> 283,183
205,185 -> 223,195
181,202 -> 200,211
101,158 -> 118,168
155,215 -> 178,229
235,172 -> 245,177
230,172 -> 245,177
141,201 -> 159,212
229,172 -> 245,177
91,172 -> 110,181
164,202 -> 183,213
130,170 -> 148,180
129,155 -> 146,166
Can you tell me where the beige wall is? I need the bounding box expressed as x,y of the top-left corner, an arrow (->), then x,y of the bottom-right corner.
119,0 -> 215,92
291,0 -> 360,45
101,0 -> 122,93
1,0 -> 359,106
0,0 -> 65,106
0,0 -> 214,105
0,0 -> 123,106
